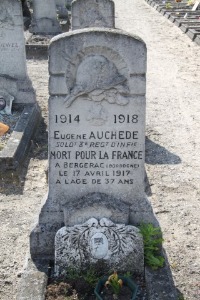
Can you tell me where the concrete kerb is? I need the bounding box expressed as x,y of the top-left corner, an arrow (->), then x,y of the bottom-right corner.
194,34 -> 200,44
0,104 -> 41,171
186,28 -> 200,40
144,0 -> 200,45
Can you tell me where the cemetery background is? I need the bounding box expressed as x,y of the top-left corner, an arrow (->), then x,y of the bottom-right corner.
0,0 -> 200,299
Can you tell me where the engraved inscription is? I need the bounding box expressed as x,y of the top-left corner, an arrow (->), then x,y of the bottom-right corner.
50,112 -> 142,186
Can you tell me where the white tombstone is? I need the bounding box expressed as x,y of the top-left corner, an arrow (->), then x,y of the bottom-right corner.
0,0 -> 35,104
30,0 -> 62,34
31,0 -> 155,263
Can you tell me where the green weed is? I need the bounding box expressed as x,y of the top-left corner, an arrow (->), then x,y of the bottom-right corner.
166,2 -> 173,8
139,223 -> 165,270
82,268 -> 99,287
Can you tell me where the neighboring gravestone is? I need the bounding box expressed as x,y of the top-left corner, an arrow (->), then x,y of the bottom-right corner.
56,0 -> 69,18
30,0 -> 62,34
31,0 -> 155,271
55,218 -> 144,275
0,0 -> 35,104
72,0 -> 115,29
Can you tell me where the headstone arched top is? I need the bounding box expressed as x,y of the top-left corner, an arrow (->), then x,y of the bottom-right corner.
72,0 -> 115,30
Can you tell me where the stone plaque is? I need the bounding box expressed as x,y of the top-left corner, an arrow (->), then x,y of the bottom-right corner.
72,0 -> 115,29
55,218 -> 144,275
0,0 -> 35,103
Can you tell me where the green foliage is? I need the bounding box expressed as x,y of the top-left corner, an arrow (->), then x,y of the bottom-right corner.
105,272 -> 123,295
166,2 -> 173,8
178,295 -> 185,300
139,223 -> 165,270
124,271 -> 132,278
66,267 -> 80,280
66,266 -> 99,288
82,268 -> 99,287
187,0 -> 195,6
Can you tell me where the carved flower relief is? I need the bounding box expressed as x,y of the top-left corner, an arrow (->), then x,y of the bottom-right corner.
64,55 -> 131,125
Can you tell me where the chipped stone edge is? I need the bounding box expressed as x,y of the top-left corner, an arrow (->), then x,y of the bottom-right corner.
25,26 -> 146,59
50,27 -> 146,46
0,104 -> 41,171
16,257 -> 49,300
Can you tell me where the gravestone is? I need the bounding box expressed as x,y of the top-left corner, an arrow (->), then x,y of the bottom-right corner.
31,0 -> 156,273
56,0 -> 69,18
55,218 -> 144,275
30,0 -> 62,34
72,0 -> 115,29
0,0 -> 35,105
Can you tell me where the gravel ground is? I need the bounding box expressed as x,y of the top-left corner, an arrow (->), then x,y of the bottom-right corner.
0,0 -> 200,299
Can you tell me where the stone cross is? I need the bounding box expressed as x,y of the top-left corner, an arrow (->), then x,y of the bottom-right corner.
0,0 -> 35,105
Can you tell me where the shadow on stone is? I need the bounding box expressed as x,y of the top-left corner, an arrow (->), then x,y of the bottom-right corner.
30,116 -> 48,161
145,137 -> 181,165
144,169 -> 152,197
145,246 -> 178,300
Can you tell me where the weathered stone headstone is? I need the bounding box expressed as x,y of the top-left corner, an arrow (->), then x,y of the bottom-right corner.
72,0 -> 115,29
30,0 -> 62,34
0,0 -> 35,104
31,0 -> 155,274
55,218 -> 144,275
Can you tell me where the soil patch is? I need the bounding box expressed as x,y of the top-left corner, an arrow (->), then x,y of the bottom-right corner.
101,286 -> 132,299
45,274 -> 147,300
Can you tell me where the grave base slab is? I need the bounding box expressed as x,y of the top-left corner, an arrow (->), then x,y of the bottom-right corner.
0,104 -> 41,171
